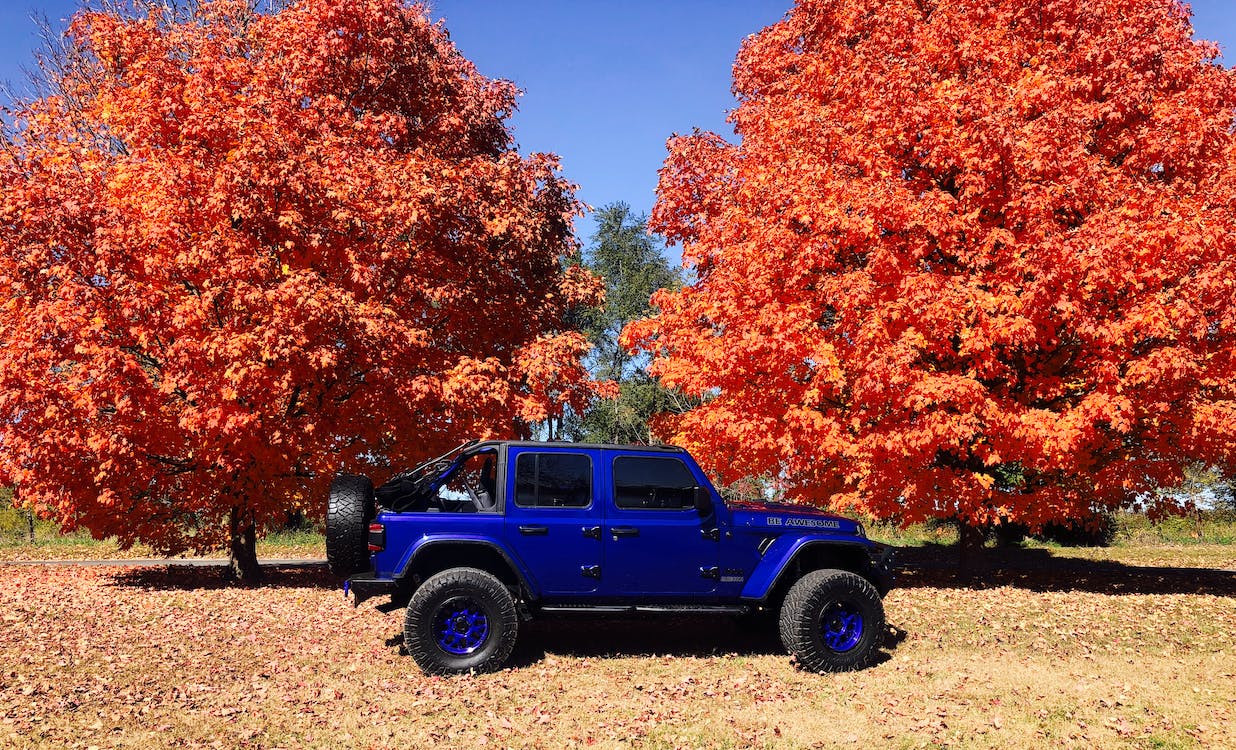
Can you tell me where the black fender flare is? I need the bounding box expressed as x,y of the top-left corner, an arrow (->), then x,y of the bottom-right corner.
396,538 -> 538,601
754,539 -> 887,603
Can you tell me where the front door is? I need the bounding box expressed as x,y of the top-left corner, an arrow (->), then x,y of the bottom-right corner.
602,453 -> 718,597
504,447 -> 603,596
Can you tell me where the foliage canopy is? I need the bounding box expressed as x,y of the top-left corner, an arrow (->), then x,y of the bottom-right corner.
0,0 -> 606,558
626,0 -> 1236,528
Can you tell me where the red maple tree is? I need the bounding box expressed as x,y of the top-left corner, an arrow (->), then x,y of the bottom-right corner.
0,0 -> 608,576
627,0 -> 1236,533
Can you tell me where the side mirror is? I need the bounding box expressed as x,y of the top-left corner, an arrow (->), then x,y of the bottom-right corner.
692,486 -> 713,514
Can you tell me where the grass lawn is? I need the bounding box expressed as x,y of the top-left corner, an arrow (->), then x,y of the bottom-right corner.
0,543 -> 1232,749
3,509 -> 1234,564
0,527 -> 325,562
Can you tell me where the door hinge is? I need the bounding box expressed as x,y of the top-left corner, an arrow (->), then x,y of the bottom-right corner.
701,527 -> 720,542
699,566 -> 720,580
582,526 -> 601,540
580,565 -> 601,579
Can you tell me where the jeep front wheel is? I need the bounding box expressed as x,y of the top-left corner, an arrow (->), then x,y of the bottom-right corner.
404,568 -> 518,675
779,569 -> 885,672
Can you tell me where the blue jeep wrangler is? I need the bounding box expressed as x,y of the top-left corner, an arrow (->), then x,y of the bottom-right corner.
326,440 -> 894,675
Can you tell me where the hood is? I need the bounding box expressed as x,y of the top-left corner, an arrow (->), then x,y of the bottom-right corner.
727,499 -> 864,535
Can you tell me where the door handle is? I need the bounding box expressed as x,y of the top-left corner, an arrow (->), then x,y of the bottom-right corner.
610,526 -> 639,539
518,525 -> 549,536
582,526 -> 602,540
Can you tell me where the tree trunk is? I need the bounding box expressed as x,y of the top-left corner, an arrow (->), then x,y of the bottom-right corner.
956,520 -> 984,580
17,487 -> 33,544
228,507 -> 262,582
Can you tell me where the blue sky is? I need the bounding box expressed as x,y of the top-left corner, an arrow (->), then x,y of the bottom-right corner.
1,0 -> 1233,245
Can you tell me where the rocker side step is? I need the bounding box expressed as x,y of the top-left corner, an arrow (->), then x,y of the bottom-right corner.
537,604 -> 751,615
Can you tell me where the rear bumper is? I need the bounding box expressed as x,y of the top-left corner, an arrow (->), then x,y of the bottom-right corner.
344,573 -> 396,607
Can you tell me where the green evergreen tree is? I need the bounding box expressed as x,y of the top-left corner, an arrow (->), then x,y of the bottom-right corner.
565,203 -> 695,444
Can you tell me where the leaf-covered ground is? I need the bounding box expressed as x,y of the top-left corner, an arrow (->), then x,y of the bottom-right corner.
1,548 -> 1233,749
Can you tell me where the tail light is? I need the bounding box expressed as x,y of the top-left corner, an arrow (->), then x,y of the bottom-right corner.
367,522 -> 386,552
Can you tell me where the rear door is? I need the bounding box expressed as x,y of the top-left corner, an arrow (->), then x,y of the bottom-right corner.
504,446 -> 603,596
601,452 -> 719,597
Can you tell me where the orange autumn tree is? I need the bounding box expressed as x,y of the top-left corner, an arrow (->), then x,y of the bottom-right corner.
0,0 -> 607,577
626,0 -> 1236,535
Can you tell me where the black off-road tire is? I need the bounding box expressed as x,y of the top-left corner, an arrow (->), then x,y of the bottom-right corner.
404,568 -> 518,675
779,568 -> 885,672
326,474 -> 375,577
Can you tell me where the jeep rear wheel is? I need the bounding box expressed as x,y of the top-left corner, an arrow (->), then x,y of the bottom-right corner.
404,568 -> 518,675
779,569 -> 885,672
326,475 -> 375,577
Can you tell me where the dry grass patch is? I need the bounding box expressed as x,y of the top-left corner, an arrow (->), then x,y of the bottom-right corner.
1024,544 -> 1235,570
0,549 -> 1232,749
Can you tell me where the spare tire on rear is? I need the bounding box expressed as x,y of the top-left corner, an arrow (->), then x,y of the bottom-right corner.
326,474 -> 375,577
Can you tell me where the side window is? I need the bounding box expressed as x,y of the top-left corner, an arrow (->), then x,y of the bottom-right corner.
514,453 -> 592,508
613,456 -> 697,510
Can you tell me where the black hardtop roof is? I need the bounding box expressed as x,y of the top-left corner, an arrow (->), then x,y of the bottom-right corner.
472,440 -> 686,453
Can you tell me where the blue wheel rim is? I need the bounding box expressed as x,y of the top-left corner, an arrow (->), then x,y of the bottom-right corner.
820,601 -> 864,653
432,596 -> 490,656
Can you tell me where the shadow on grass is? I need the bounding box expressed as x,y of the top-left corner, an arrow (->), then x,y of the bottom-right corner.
895,545 -> 1236,596
508,615 -> 785,665
107,563 -> 337,592
387,616 -> 907,668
